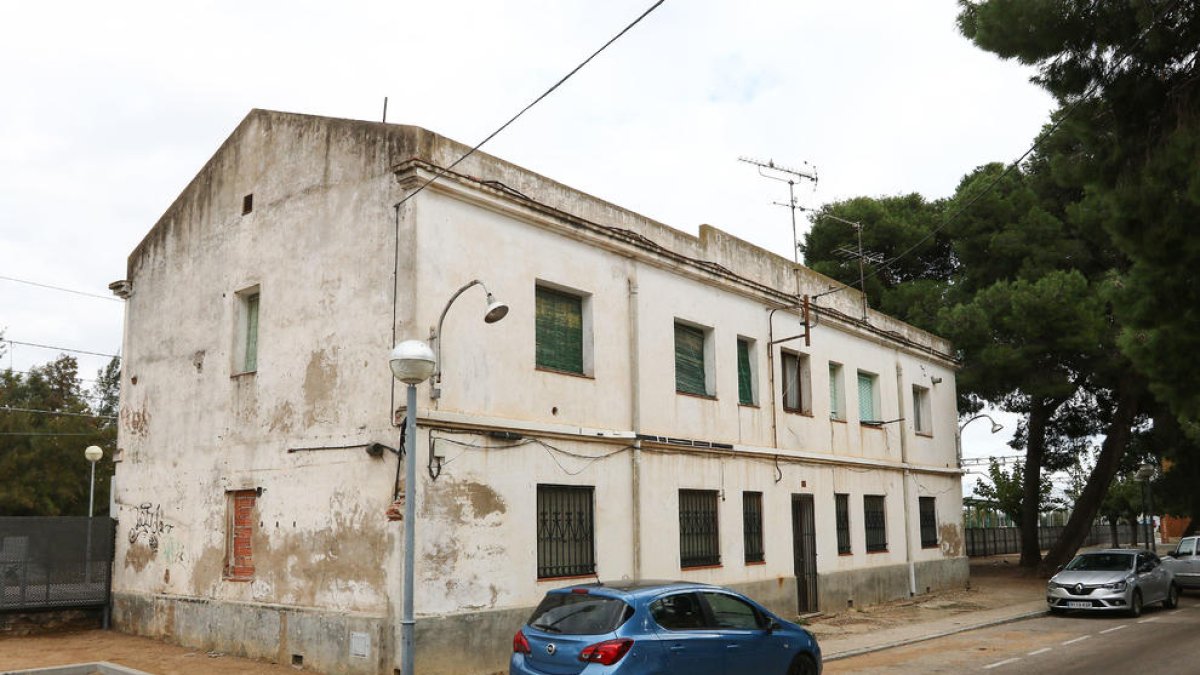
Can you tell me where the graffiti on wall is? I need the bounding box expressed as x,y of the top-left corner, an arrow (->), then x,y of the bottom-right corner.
128,502 -> 174,552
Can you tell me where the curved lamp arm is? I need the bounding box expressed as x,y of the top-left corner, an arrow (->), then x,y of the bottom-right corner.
956,413 -> 1004,468
429,279 -> 508,399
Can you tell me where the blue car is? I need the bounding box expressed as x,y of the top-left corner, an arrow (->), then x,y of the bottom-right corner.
510,580 -> 822,674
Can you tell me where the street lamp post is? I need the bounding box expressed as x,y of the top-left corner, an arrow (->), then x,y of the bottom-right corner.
956,413 -> 1004,468
389,340 -> 436,675
428,279 -> 509,399
83,445 -> 103,585
1135,463 -> 1156,552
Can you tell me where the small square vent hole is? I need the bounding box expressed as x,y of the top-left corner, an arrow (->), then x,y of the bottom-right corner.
243,193 -> 254,215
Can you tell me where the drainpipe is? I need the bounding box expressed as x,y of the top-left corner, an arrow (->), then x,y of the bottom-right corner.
895,358 -> 917,596
628,271 -> 643,578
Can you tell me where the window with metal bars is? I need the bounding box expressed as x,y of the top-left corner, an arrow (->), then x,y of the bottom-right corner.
679,489 -> 720,567
742,492 -> 764,563
919,496 -> 938,548
675,322 -> 709,396
782,351 -> 812,414
857,371 -> 879,424
864,495 -> 887,552
535,286 -> 585,374
536,484 -> 596,579
835,493 -> 851,554
736,338 -> 755,405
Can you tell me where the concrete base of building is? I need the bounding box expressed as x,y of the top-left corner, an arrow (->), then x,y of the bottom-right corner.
817,557 -> 970,612
111,592 -> 388,675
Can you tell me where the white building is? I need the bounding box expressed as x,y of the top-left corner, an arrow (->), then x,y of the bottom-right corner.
110,109 -> 966,675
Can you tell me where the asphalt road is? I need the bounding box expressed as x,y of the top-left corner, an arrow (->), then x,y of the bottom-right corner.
826,592 -> 1200,673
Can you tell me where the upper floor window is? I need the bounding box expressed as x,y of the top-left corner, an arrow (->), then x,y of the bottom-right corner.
857,370 -> 880,424
234,286 -> 260,374
912,385 -> 932,434
535,285 -> 589,375
736,338 -> 756,405
782,351 -> 812,415
675,321 -> 712,397
829,362 -> 846,420
919,496 -> 938,548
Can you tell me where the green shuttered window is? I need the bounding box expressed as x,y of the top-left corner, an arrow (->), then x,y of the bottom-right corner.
736,339 -> 754,405
858,371 -> 877,422
536,287 -> 584,374
674,323 -> 707,395
243,292 -> 259,373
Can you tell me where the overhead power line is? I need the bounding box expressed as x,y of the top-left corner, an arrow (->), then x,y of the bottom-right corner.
0,431 -> 108,437
0,274 -> 123,303
0,405 -> 117,421
811,0 -> 1182,302
393,0 -> 667,211
2,339 -> 121,360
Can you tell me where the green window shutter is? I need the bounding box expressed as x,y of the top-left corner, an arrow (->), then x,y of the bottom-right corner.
535,287 -> 583,374
674,323 -> 707,395
736,339 -> 753,404
244,293 -> 260,372
829,365 -> 841,418
857,372 -> 875,421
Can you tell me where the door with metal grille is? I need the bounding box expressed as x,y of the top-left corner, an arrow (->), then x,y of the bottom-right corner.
791,494 -> 818,613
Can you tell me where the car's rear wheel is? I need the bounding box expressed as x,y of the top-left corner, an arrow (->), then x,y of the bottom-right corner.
1164,583 -> 1179,609
1128,590 -> 1143,618
787,653 -> 819,675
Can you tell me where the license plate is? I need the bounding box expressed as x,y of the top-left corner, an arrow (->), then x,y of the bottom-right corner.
1067,601 -> 1092,608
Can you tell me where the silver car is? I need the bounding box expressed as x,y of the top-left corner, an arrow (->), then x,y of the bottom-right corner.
1047,549 -> 1178,617
1163,536 -> 1200,590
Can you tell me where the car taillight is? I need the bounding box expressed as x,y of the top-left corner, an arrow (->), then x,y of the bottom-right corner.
513,630 -> 531,655
579,638 -> 633,666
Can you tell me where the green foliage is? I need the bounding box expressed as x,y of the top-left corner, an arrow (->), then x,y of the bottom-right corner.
974,459 -> 1058,527
0,356 -> 117,516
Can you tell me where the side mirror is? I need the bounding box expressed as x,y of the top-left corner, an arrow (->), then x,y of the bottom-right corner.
766,620 -> 782,633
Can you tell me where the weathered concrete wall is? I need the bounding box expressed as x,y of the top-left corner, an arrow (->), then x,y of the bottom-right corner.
817,557 -> 970,611
113,592 -> 388,675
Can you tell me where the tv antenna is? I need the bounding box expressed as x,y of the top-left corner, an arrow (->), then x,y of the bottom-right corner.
739,156 -> 818,263
800,206 -> 878,320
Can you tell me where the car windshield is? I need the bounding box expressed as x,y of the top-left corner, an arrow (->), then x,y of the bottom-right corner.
1064,553 -> 1135,572
527,593 -> 631,635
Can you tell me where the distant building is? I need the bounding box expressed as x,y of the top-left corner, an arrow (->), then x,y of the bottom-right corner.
110,109 -> 966,675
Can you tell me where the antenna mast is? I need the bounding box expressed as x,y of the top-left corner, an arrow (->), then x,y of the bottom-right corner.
738,156 -> 818,264
801,206 -> 879,321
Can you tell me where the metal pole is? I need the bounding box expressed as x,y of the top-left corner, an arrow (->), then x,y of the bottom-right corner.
788,180 -> 798,264
1148,481 -> 1157,553
400,382 -> 418,675
85,461 -> 96,584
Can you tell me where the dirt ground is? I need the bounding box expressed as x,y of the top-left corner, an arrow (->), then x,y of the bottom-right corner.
0,556 -> 1045,674
0,629 -> 300,674
803,554 -> 1046,641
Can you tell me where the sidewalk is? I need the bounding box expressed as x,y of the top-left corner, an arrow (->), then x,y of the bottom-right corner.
807,554 -> 1048,661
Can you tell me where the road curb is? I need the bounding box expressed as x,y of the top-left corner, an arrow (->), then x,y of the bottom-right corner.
822,608 -> 1049,662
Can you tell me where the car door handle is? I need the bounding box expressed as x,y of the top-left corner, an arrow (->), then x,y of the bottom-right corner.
726,644 -> 740,650
669,645 -> 685,653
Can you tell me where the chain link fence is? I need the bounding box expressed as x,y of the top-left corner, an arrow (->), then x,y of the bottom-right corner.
1,517 -> 115,611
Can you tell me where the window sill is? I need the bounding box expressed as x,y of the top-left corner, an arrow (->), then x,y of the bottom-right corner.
866,549 -> 889,554
535,366 -> 593,380
915,431 -> 933,438
784,409 -> 814,417
676,391 -> 717,401
738,402 -> 760,409
831,417 -> 847,424
231,370 -> 257,379
744,560 -> 766,566
838,551 -> 853,557
860,422 -> 884,430
537,572 -> 598,582
921,544 -> 939,549
223,575 -> 254,582
681,563 -> 723,571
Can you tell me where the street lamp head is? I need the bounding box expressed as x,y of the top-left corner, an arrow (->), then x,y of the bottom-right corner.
989,421 -> 1004,434
389,340 -> 436,385
484,293 -> 509,324
84,445 -> 103,463
1136,463 -> 1156,482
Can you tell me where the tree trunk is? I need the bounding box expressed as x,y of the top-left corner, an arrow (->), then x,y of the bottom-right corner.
1109,518 -> 1119,547
1128,516 -> 1139,548
1038,375 -> 1141,576
1020,399 -> 1053,567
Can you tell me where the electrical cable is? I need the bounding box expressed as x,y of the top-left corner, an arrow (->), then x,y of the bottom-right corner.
811,0 -> 1183,302
0,405 -> 117,421
2,339 -> 121,360
0,274 -> 123,302
392,0 -> 667,211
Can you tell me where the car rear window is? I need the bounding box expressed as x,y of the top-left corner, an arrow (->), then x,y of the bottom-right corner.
527,593 -> 632,635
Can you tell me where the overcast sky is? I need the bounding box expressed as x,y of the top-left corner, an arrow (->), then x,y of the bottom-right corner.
1,0 -> 1053,469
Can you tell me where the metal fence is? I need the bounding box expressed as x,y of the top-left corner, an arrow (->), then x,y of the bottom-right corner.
965,523 -> 1142,557
1,517 -> 115,611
